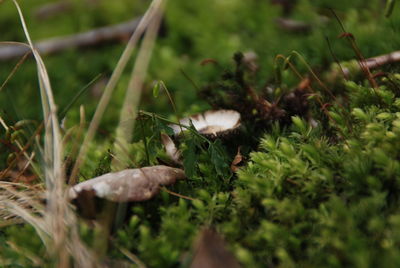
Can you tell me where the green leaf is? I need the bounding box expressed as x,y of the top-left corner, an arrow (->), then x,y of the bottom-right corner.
182,137 -> 198,178
152,116 -> 174,136
152,81 -> 161,98
283,55 -> 292,70
59,73 -> 102,119
209,140 -> 229,177
385,0 -> 396,17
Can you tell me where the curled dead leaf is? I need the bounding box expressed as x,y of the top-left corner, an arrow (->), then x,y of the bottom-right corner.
230,147 -> 243,172
69,165 -> 185,202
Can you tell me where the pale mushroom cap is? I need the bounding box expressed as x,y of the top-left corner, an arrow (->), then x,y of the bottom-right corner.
170,110 -> 241,137
69,165 -> 186,202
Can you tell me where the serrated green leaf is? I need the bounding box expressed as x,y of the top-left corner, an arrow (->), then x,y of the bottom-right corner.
152,117 -> 174,136
209,140 -> 229,177
182,137 -> 197,178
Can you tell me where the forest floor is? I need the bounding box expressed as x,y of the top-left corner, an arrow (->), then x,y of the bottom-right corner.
1,0 -> 400,267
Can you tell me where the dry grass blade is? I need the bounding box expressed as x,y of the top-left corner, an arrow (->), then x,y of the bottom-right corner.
117,245 -> 147,268
0,183 -> 46,238
12,0 -> 67,262
113,0 -> 165,169
2,0 -> 165,266
70,0 -> 165,183
7,1 -> 98,266
1,199 -> 49,245
0,182 -> 45,217
0,50 -> 30,92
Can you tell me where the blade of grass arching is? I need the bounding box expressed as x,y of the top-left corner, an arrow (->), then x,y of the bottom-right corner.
0,50 -> 30,92
62,106 -> 85,178
11,1 -> 97,266
290,50 -> 336,100
1,199 -> 50,246
12,0 -> 62,182
0,218 -> 24,228
1,77 -> 100,181
13,0 -> 63,232
325,36 -> 348,81
113,1 -> 165,169
12,0 -> 68,265
69,0 -> 164,184
59,73 -> 102,119
0,182 -> 45,215
92,1 -> 166,258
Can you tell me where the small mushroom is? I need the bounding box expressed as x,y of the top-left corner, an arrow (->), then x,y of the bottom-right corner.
170,110 -> 241,139
161,133 -> 182,165
69,165 -> 185,202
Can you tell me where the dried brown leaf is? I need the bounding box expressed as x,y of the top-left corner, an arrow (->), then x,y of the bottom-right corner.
191,228 -> 241,268
230,147 -> 243,172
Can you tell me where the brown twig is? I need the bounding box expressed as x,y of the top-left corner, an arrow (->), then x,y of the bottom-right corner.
275,17 -> 312,33
0,17 -> 142,61
341,51 -> 400,78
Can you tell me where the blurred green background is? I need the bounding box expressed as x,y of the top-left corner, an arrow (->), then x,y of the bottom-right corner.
1,0 -> 399,132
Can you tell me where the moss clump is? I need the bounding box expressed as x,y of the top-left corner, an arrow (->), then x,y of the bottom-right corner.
226,80 -> 400,267
104,76 -> 400,268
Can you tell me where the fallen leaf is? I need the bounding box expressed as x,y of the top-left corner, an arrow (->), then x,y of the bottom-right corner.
69,165 -> 185,202
230,147 -> 243,172
191,228 -> 241,268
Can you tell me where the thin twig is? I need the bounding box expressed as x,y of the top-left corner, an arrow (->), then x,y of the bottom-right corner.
161,187 -> 197,201
275,17 -> 312,33
0,18 -> 142,61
